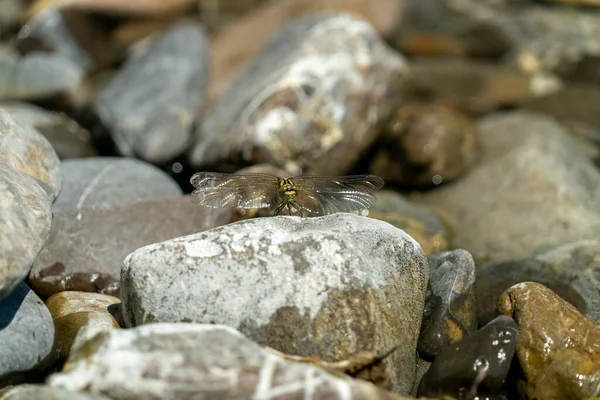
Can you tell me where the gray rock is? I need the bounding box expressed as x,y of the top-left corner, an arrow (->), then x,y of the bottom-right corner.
29,196 -> 230,299
189,12 -> 409,175
120,213 -> 429,394
0,110 -> 61,300
0,48 -> 83,101
95,20 -> 210,163
0,101 -> 96,159
48,323 -> 414,400
418,249 -> 477,360
415,110 -> 600,263
477,239 -> 600,325
0,282 -> 54,384
0,384 -> 111,400
417,315 -> 518,399
52,157 -> 182,212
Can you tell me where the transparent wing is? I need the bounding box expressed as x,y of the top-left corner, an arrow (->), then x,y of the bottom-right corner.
291,175 -> 384,216
190,172 -> 280,209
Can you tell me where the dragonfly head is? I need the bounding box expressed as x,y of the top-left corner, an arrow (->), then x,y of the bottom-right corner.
278,178 -> 297,199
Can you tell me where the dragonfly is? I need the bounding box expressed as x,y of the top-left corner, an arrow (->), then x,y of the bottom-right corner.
189,172 -> 385,217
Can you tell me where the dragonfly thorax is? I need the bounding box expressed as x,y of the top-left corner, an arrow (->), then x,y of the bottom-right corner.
278,178 -> 297,200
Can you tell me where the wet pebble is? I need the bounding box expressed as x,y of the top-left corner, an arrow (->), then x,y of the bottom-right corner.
0,109 -> 61,300
0,282 -> 54,385
0,385 -> 111,400
0,47 -> 83,101
51,157 -> 182,212
498,282 -> 600,400
46,291 -> 121,361
418,249 -> 477,360
191,12 -> 409,175
0,101 -> 96,159
95,20 -> 210,164
370,103 -> 479,187
29,195 -> 230,298
415,110 -> 600,264
120,213 -> 429,393
368,190 -> 449,257
477,239 -> 600,326
417,315 -> 518,399
47,323 -> 418,400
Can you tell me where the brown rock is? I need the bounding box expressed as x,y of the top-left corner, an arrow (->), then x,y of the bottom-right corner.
498,282 -> 600,400
370,103 -> 479,188
208,0 -> 403,106
405,57 -> 561,116
46,291 -> 120,360
368,190 -> 449,257
28,195 -> 230,298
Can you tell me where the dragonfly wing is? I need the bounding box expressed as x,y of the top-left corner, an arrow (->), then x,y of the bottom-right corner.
292,175 -> 384,216
190,172 -> 280,209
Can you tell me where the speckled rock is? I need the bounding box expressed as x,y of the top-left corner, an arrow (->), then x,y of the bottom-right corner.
29,196 -> 230,298
190,12 -> 408,175
370,103 -> 479,187
418,249 -> 477,360
51,157 -> 182,212
417,315 -> 518,399
95,20 -> 210,163
46,291 -> 121,361
0,282 -> 54,385
368,190 -> 449,257
498,282 -> 600,400
0,101 -> 96,159
0,385 -> 111,400
0,110 -> 61,300
415,110 -> 600,264
0,47 -> 83,101
121,213 -> 429,394
48,323 -> 421,400
477,239 -> 600,326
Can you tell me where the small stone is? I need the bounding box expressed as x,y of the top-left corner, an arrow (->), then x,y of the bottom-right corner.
16,8 -> 118,72
0,110 -> 61,300
46,291 -> 120,361
414,110 -> 600,264
0,47 -> 83,101
191,12 -> 408,175
404,57 -> 562,115
417,315 -> 518,399
418,249 -> 477,360
29,195 -> 230,298
476,239 -> 600,326
0,282 -> 54,385
51,157 -> 182,212
120,213 -> 429,393
0,384 -> 111,399
370,103 -> 479,187
0,101 -> 96,159
498,282 -> 600,400
48,323 -> 421,400
368,190 -> 449,257
95,20 -> 210,164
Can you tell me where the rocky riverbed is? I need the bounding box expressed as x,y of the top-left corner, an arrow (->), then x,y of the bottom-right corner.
1,1 -> 600,399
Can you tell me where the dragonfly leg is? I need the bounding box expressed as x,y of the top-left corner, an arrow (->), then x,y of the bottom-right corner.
274,201 -> 286,216
292,201 -> 306,219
